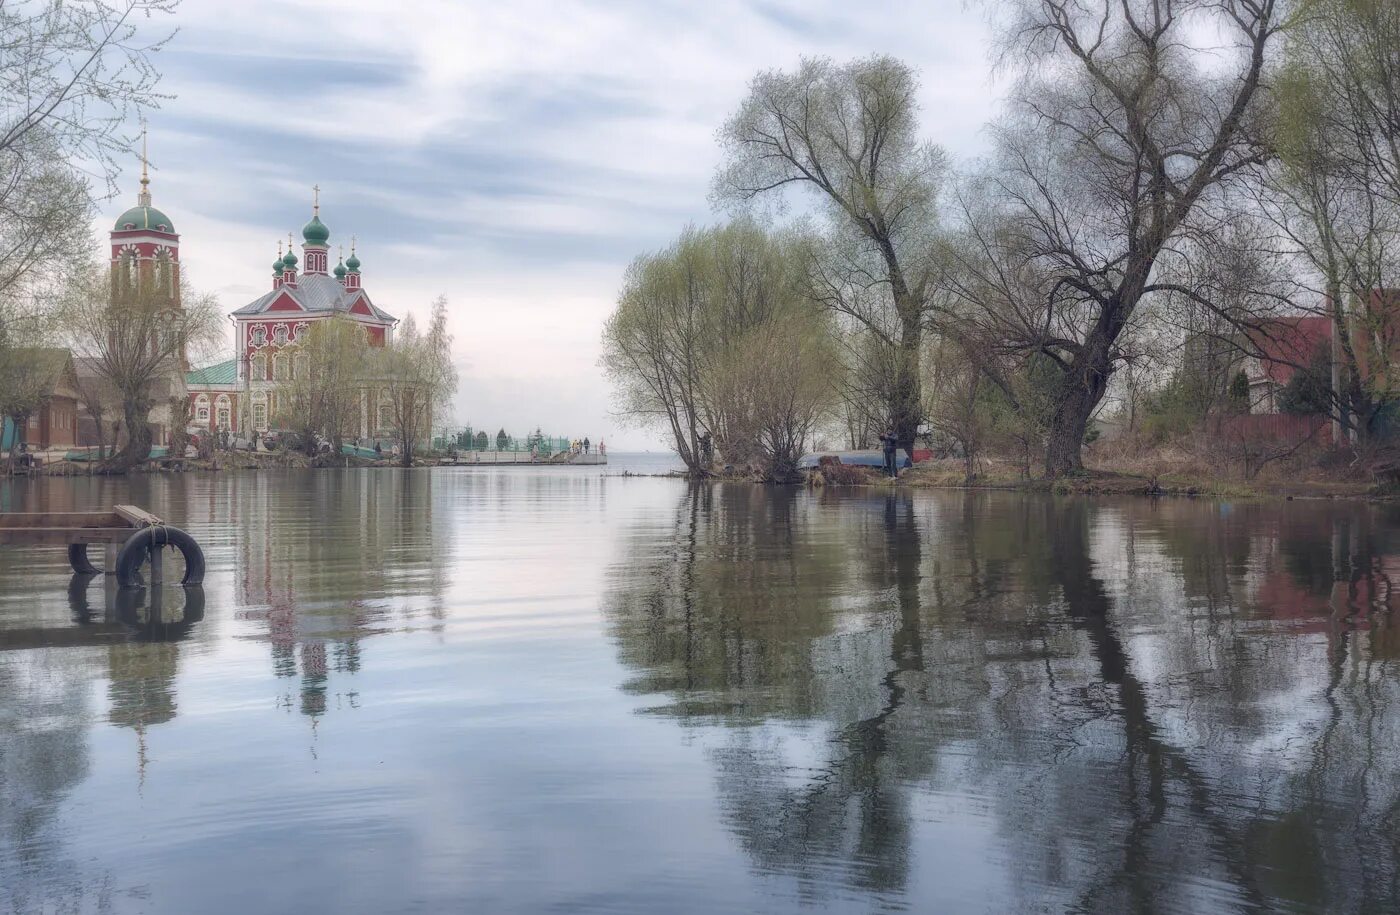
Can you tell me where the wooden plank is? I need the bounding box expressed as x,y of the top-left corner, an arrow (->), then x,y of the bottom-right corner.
113,505 -> 162,527
0,528 -> 133,545
0,512 -> 123,528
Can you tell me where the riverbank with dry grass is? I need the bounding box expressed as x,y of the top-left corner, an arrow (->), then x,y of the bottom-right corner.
887,455 -> 1382,502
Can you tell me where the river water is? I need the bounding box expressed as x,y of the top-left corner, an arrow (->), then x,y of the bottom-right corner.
2,464 -> 1398,914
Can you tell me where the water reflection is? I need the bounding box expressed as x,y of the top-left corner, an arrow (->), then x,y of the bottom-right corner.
0,469 -> 452,914
606,491 -> 1400,913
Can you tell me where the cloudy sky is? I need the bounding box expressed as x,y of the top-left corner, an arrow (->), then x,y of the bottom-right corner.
120,0 -> 1001,449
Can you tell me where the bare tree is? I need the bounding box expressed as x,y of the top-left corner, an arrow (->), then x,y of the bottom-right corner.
0,0 -> 177,322
714,55 -> 947,458
275,315 -> 372,456
62,265 -> 219,472
948,0 -> 1284,476
378,296 -> 457,467
1247,0 -> 1400,445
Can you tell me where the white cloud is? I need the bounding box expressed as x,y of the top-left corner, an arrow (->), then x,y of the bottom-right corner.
118,0 -> 1000,449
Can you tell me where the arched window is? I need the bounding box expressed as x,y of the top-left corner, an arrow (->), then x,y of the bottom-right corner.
294,352 -> 307,379
194,394 -> 210,425
215,395 -> 232,430
251,353 -> 267,381
275,324 -> 289,345
273,352 -> 288,381
252,326 -> 267,346
294,324 -> 307,342
252,391 -> 268,432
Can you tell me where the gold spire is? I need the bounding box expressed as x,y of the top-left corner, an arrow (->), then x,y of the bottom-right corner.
137,122 -> 151,207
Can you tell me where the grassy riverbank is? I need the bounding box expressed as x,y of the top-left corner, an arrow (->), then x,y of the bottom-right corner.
888,458 -> 1380,502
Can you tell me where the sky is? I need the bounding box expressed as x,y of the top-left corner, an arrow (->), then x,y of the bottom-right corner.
113,0 -> 1002,449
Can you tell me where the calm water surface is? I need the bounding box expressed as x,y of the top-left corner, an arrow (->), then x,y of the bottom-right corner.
2,460 -> 1398,914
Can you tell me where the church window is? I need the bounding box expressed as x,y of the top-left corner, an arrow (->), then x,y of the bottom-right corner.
252,392 -> 268,431
275,324 -> 289,345
294,352 -> 307,379
252,326 -> 267,346
273,353 -> 289,381
216,396 -> 231,430
194,395 -> 210,424
251,353 -> 267,381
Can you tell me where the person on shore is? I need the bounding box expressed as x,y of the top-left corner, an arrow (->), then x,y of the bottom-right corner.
375,441 -> 382,457
599,440 -> 606,457
880,429 -> 898,478
584,437 -> 591,455
699,431 -> 713,466
531,444 -> 539,462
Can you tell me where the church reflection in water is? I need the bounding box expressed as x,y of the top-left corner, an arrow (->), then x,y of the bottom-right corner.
604,489 -> 1400,913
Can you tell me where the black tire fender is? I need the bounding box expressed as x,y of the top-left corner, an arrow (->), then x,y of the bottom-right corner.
67,542 -> 100,575
115,525 -> 206,587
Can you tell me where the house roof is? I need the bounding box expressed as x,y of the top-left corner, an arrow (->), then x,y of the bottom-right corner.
11,348 -> 77,397
1246,316 -> 1331,385
186,359 -> 237,386
231,272 -> 395,322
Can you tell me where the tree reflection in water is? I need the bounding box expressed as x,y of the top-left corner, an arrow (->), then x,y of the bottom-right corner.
605,489 -> 1400,913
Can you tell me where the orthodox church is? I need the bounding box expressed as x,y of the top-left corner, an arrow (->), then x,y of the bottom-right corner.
181,187 -> 398,437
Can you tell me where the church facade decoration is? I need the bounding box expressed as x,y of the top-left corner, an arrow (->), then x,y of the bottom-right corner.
181,185 -> 399,437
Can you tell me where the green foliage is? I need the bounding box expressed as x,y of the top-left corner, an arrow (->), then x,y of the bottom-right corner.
1279,350 -> 1333,416
1229,371 -> 1250,413
496,428 -> 508,450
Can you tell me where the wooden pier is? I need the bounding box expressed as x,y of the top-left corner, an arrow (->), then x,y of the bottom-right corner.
0,504 -> 205,587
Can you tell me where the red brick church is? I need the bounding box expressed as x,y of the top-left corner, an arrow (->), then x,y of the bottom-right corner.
183,188 -> 398,437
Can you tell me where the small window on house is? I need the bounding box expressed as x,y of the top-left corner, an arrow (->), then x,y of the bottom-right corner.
275,324 -> 289,345
252,326 -> 267,346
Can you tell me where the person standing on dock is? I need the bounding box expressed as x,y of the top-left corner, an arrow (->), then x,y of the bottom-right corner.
880,429 -> 898,478
584,438 -> 591,455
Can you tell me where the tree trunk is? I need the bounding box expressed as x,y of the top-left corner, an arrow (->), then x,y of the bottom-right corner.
1044,300 -> 1125,477
1045,354 -> 1110,477
104,398 -> 153,473
890,319 -> 922,457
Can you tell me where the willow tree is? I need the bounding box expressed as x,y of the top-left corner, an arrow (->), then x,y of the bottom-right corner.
377,296 -> 457,467
275,314 -> 371,455
714,56 -> 946,458
949,0 -> 1284,476
62,266 -> 219,471
603,221 -> 837,478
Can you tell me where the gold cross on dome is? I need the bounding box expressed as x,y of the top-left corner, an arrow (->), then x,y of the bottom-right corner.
313,184 -> 320,216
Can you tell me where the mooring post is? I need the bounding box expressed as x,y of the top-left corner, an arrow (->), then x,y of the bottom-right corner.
105,543 -> 119,575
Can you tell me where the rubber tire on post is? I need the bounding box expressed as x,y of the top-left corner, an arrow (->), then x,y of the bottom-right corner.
68,542 -> 100,575
115,525 -> 206,587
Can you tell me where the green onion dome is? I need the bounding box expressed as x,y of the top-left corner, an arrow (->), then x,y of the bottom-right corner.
333,259 -> 347,279
302,214 -> 329,245
345,251 -> 360,272
281,248 -> 298,269
114,205 -> 175,233
273,255 -> 285,276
